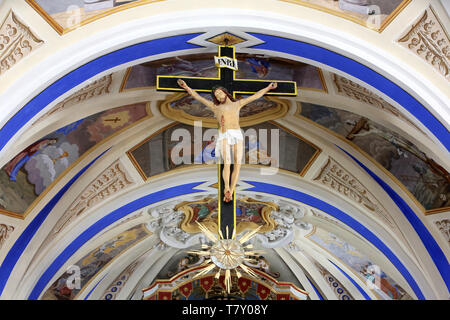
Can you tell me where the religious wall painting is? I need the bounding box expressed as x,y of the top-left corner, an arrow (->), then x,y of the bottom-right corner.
26,0 -> 163,34
121,54 -> 326,92
176,196 -> 278,236
127,121 -> 320,181
42,224 -> 151,300
0,103 -> 149,217
308,227 -> 412,300
281,0 -> 410,32
34,74 -> 113,124
298,102 -> 450,212
160,92 -> 289,128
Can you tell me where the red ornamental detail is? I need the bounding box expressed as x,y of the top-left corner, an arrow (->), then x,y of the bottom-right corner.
157,291 -> 172,300
200,276 -> 214,293
218,275 -> 226,290
277,293 -> 290,300
179,282 -> 193,298
238,277 -> 251,293
257,284 -> 270,300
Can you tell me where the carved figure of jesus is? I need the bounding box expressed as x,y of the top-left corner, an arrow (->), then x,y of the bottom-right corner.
177,79 -> 277,202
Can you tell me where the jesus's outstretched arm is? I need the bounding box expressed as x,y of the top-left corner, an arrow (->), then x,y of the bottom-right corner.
178,79 -> 216,110
238,82 -> 277,108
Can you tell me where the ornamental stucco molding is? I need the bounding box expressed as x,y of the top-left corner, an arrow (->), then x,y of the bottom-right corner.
38,160 -> 135,253
313,157 -> 396,229
55,160 -> 134,232
332,74 -> 422,131
0,223 -> 14,251
34,74 -> 113,123
0,11 -> 44,76
397,6 -> 450,81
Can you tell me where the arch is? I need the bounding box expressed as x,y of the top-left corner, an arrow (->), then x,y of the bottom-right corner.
23,178 -> 429,300
0,10 -> 448,161
0,7 -> 448,301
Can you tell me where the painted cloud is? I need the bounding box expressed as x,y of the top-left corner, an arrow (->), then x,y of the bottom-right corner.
24,142 -> 80,194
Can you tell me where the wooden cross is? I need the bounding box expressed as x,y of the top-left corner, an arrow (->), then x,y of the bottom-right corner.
104,117 -> 121,123
157,46 -> 297,240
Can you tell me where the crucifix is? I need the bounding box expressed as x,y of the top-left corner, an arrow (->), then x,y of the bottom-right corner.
157,45 -> 296,242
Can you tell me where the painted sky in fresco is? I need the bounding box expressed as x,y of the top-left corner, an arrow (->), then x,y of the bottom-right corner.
0,103 -> 148,215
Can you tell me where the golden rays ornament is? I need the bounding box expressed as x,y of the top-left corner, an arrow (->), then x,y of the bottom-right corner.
190,222 -> 263,294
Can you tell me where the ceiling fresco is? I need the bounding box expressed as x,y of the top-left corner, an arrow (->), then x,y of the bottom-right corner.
281,0 -> 410,31
26,0 -> 411,34
26,0 -> 163,34
42,223 -> 151,300
0,0 -> 448,302
0,103 -> 150,217
297,102 -> 450,213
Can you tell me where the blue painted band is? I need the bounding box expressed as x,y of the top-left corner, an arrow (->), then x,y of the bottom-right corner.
28,182 -> 205,300
23,178 -> 424,300
307,278 -> 324,300
248,33 -> 450,152
28,180 -> 424,300
337,146 -> 450,293
242,180 -> 425,300
329,260 -> 372,300
0,33 -> 202,152
0,31 -> 442,299
0,32 -> 448,155
0,149 -> 109,297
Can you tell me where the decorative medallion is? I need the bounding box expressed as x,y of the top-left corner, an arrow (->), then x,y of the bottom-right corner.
206,32 -> 246,46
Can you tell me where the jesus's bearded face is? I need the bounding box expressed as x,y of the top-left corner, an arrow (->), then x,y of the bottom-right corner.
214,89 -> 227,104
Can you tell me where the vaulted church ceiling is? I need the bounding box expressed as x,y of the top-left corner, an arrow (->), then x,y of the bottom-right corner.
38,192 -> 415,300
1,52 -> 446,218
0,103 -> 150,217
26,0 -> 410,34
0,0 -> 448,302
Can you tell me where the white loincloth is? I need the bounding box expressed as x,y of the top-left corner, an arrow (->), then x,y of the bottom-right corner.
214,129 -> 244,161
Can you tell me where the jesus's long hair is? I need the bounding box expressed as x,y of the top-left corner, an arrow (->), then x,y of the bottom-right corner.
211,86 -> 235,105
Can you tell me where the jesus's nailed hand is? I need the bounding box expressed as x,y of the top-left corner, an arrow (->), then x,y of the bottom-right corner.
177,79 -> 188,89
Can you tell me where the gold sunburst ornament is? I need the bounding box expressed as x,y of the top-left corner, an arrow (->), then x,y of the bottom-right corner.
188,222 -> 264,294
